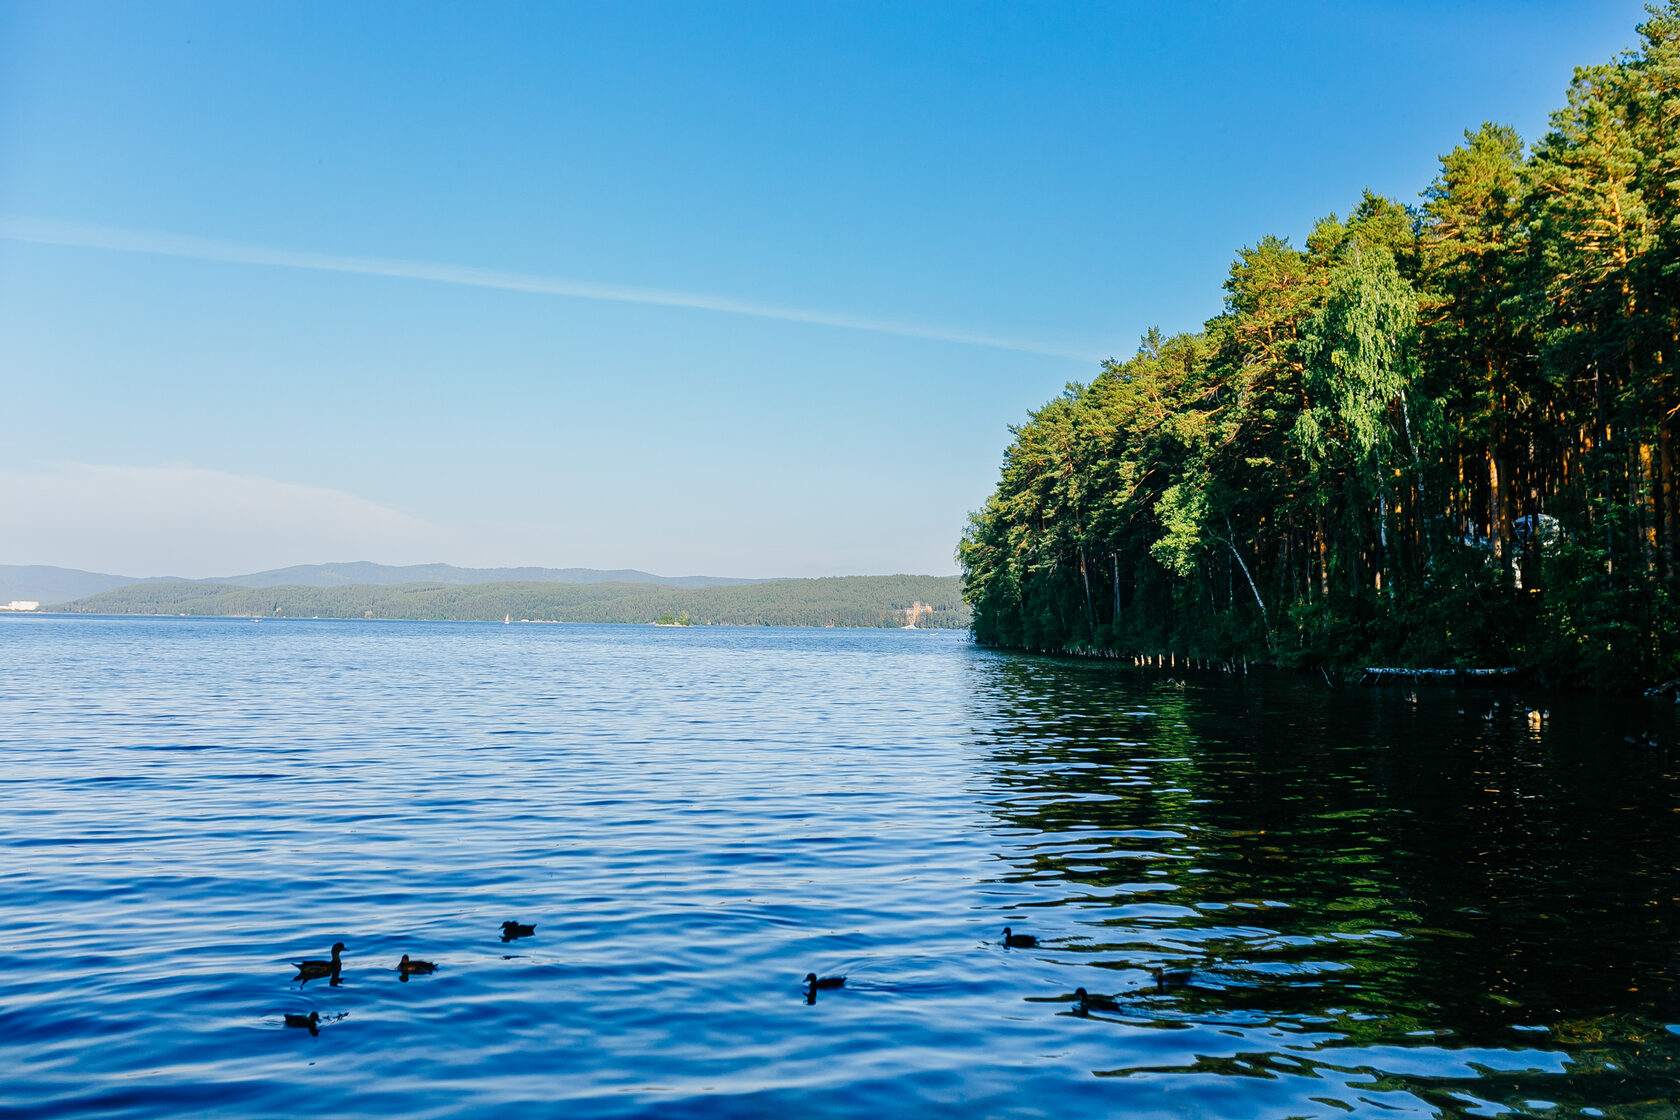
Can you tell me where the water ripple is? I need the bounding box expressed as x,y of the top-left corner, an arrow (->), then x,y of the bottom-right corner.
2,617 -> 1678,1116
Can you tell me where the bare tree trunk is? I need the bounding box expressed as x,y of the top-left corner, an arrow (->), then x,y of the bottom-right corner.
1111,552 -> 1120,626
1078,549 -> 1096,638
1224,517 -> 1274,651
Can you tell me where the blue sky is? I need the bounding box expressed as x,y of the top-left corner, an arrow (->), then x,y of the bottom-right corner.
0,0 -> 1651,578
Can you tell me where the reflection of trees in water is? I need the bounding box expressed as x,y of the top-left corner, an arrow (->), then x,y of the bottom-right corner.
968,655 -> 1680,1097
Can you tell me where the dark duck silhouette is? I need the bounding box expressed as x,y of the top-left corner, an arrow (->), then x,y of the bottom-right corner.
804,972 -> 845,1003
292,943 -> 344,984
397,954 -> 437,979
283,1011 -> 320,1034
1073,987 -> 1120,1015
501,921 -> 536,942
1001,926 -> 1038,948
1150,965 -> 1193,988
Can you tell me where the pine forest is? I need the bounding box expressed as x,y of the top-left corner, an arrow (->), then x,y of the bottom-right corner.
960,6 -> 1680,689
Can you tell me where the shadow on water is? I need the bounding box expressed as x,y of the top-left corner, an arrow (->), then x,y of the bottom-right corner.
972,654 -> 1680,1115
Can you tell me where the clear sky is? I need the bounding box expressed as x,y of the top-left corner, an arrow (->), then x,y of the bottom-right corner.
0,0 -> 1652,578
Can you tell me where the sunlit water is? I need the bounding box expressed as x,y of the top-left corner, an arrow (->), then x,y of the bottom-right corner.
3,617 -> 1679,1118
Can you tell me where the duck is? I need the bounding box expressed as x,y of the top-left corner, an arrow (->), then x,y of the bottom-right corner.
283,1011 -> 320,1033
1073,987 -> 1120,1015
804,972 -> 844,1004
397,954 -> 437,976
1150,965 -> 1193,988
292,943 -> 344,983
1001,926 -> 1038,948
500,921 -> 536,942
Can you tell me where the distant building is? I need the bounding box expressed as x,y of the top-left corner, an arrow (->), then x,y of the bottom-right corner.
4,601 -> 40,612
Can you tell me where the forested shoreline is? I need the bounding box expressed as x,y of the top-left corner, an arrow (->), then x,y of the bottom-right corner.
961,6 -> 1680,690
50,575 -> 970,629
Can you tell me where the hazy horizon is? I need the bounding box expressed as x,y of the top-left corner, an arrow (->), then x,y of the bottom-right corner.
0,558 -> 958,583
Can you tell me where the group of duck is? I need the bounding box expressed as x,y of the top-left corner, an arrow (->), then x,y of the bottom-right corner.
281,920 -> 534,1034
284,921 -> 1193,1033
1000,927 -> 1196,1017
801,926 -> 1195,1010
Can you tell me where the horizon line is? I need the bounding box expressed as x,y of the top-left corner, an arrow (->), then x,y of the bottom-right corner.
0,216 -> 1104,363
1,558 -> 961,583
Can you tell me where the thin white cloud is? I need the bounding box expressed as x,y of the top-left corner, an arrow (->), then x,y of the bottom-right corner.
0,216 -> 1101,363
0,462 -> 448,578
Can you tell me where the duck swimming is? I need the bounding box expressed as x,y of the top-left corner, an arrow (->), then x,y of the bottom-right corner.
283,1011 -> 320,1033
1073,987 -> 1120,1015
501,921 -> 535,942
1150,965 -> 1193,988
397,954 -> 437,976
804,972 -> 844,1004
292,943 -> 344,984
1001,926 -> 1038,948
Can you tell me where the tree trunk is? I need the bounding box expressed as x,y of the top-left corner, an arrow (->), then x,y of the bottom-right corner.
1315,524 -> 1328,599
1661,419 -> 1677,582
1111,552 -> 1121,626
1641,440 -> 1659,573
1225,517 -> 1274,651
1399,391 -> 1433,570
1490,444 -> 1513,571
1377,452 -> 1390,597
1078,549 -> 1096,638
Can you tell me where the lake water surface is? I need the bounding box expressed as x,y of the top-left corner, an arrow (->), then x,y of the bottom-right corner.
3,617 -> 1679,1118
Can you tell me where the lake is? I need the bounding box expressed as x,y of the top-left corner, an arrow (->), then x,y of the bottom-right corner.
3,617 -> 1677,1118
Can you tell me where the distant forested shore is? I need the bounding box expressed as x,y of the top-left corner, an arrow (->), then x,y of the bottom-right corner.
961,5 -> 1680,690
51,575 -> 970,629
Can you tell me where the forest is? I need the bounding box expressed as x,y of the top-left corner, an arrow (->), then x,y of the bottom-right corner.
960,5 -> 1680,689
54,575 -> 970,630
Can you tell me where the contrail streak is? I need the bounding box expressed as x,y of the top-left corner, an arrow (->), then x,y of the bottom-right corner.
0,217 -> 1100,363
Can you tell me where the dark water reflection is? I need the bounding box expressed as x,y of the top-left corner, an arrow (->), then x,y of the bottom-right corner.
977,657 -> 1680,1115
3,618 -> 1677,1118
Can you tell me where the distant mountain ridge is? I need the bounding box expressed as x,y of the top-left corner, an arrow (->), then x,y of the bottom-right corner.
0,565 -> 146,604
219,562 -> 768,590
0,562 -> 771,604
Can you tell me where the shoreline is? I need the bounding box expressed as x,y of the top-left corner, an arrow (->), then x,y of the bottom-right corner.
973,639 -> 1680,695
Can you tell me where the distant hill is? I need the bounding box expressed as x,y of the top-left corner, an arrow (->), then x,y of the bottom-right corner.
50,575 -> 971,629
0,565 -> 152,604
0,561 -> 768,603
222,562 -> 767,590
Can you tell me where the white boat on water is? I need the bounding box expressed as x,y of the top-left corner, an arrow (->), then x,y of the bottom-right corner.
504,614 -> 511,625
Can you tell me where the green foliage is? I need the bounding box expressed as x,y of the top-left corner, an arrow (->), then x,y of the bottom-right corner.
1298,246 -> 1420,465
960,3 -> 1680,688
1530,537 -> 1680,691
1149,477 -> 1208,578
